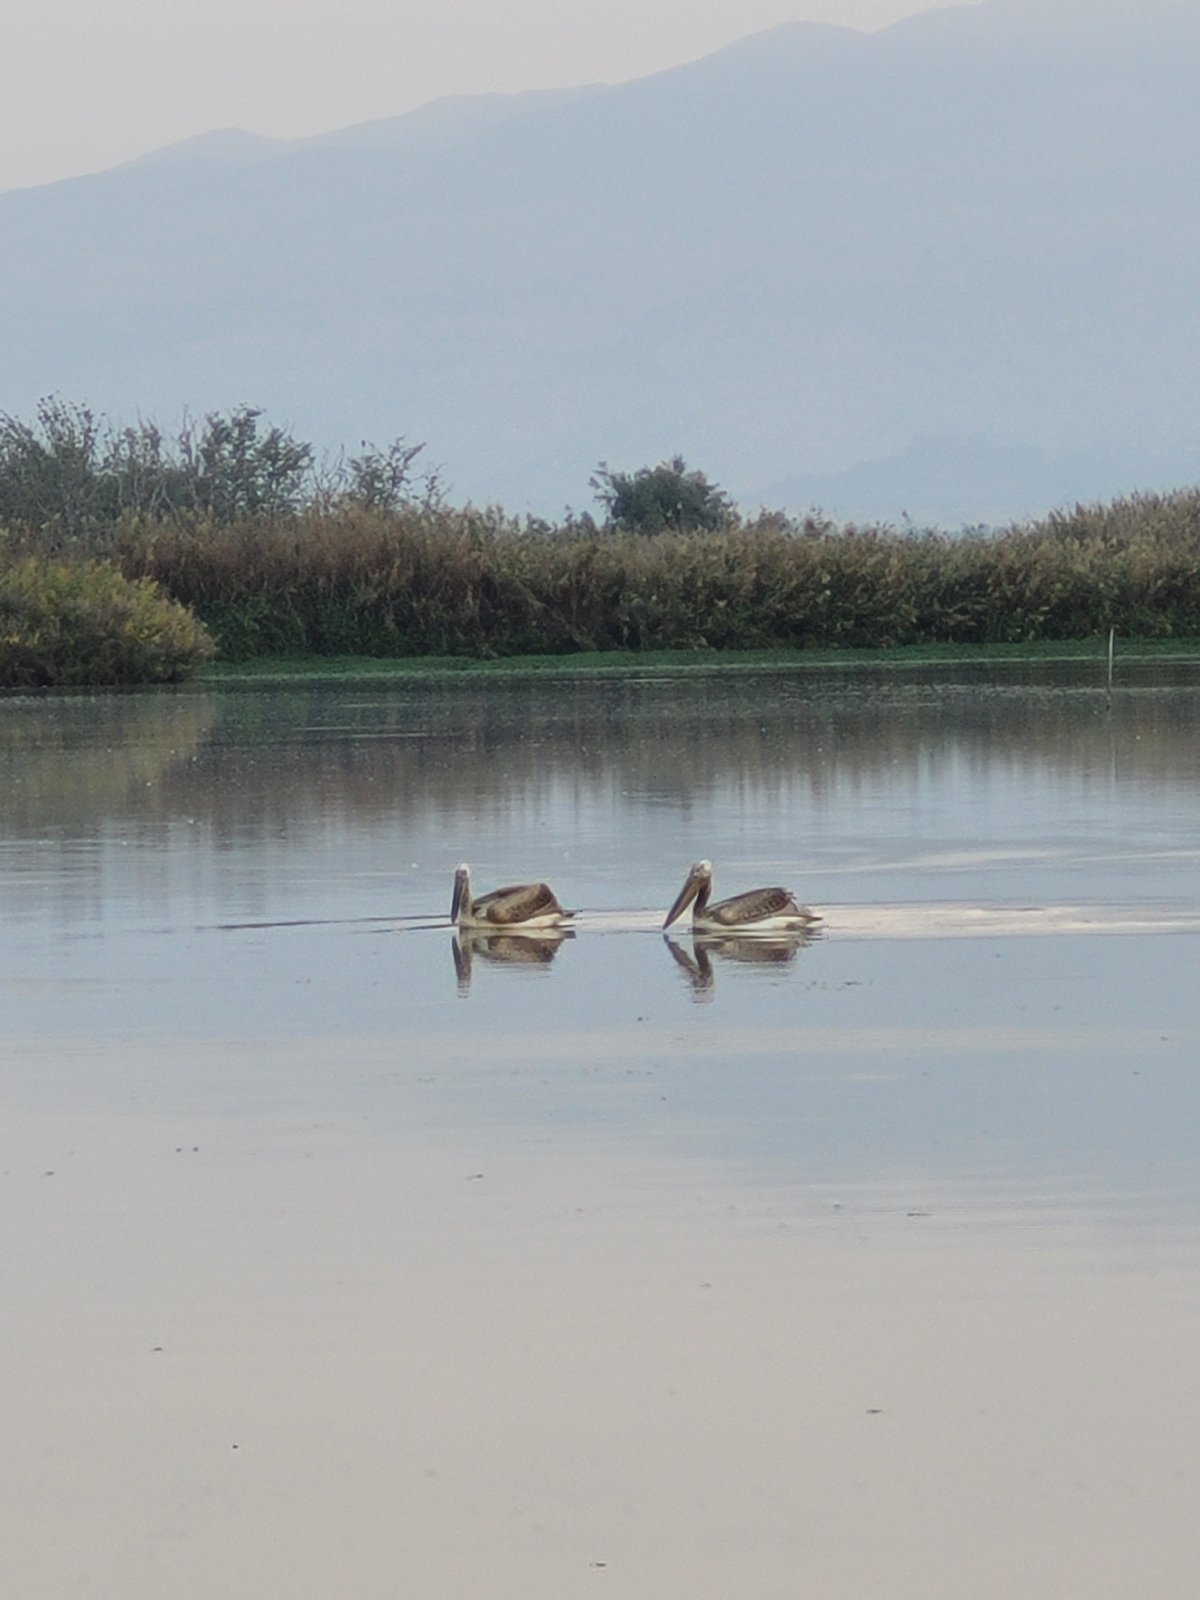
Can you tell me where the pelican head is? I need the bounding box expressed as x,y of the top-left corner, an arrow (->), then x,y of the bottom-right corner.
663,859 -> 713,929
450,862 -> 471,924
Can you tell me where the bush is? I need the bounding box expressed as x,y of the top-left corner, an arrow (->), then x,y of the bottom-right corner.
0,557 -> 215,686
591,456 -> 733,534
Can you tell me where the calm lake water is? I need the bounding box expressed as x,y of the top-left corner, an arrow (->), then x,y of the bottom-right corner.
3,663 -> 1200,1598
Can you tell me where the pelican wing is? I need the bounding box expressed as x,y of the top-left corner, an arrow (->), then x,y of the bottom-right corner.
707,886 -> 805,926
473,880 -> 567,925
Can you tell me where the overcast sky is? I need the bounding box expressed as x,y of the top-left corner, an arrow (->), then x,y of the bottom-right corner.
0,0 -> 970,193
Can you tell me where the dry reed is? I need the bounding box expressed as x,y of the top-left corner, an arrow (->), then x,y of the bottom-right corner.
106,489 -> 1200,659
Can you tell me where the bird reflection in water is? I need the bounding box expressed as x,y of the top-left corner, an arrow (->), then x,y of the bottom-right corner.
451,927 -> 575,996
663,929 -> 818,1000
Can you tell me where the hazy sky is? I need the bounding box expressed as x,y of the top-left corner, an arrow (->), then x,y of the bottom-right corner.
0,0 -> 968,193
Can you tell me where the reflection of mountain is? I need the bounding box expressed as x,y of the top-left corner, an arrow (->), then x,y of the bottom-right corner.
1,666 -> 1198,841
452,927 -> 574,995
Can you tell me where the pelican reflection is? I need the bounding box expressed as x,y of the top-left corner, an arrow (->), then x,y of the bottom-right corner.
664,929 -> 818,999
452,926 -> 575,995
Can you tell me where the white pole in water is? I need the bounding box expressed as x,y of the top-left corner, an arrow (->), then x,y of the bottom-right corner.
1106,626 -> 1115,711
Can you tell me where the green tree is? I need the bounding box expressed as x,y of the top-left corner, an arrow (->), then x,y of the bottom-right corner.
591,455 -> 733,534
317,436 -> 442,512
0,398 -> 114,542
0,399 -> 437,538
179,405 -> 313,521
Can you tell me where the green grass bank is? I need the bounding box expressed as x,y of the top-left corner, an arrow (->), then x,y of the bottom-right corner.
200,637 -> 1200,685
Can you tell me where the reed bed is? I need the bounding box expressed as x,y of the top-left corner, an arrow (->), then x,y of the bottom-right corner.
110,489 -> 1200,660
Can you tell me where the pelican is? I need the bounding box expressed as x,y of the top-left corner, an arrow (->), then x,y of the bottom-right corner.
662,859 -> 821,933
450,863 -> 574,929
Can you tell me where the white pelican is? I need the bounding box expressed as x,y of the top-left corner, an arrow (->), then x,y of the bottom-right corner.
450,863 -> 574,929
662,859 -> 821,933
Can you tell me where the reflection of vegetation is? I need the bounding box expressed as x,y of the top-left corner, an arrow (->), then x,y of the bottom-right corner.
0,693 -> 216,831
2,668 -> 1196,843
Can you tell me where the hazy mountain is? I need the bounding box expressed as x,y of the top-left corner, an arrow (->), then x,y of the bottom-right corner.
1,0 -> 1197,525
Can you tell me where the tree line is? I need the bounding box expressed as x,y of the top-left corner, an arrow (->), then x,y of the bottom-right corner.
0,398 -> 737,543
1,398 -> 1198,685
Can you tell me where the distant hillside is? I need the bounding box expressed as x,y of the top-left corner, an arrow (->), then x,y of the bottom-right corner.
1,0 -> 1198,524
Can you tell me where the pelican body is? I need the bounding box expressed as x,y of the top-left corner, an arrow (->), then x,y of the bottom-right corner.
451,863 -> 573,930
663,859 -> 820,933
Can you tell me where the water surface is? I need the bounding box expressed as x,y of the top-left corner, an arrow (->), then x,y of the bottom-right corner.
3,664 -> 1200,1598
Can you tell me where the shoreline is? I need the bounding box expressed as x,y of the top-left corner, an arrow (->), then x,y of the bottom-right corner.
200,637 -> 1200,685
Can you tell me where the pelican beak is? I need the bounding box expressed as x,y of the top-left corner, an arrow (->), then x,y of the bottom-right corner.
450,868 -> 466,924
663,867 -> 700,929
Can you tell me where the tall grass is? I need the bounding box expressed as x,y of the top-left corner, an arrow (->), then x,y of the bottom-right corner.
112,489 -> 1200,660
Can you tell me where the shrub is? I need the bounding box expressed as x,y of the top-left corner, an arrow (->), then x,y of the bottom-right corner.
591,456 -> 733,534
0,557 -> 215,687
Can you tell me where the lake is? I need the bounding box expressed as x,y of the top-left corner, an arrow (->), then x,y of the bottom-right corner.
3,662 -> 1200,1598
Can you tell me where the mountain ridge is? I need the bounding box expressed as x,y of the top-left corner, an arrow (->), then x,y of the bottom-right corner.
1,0 -> 1197,523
